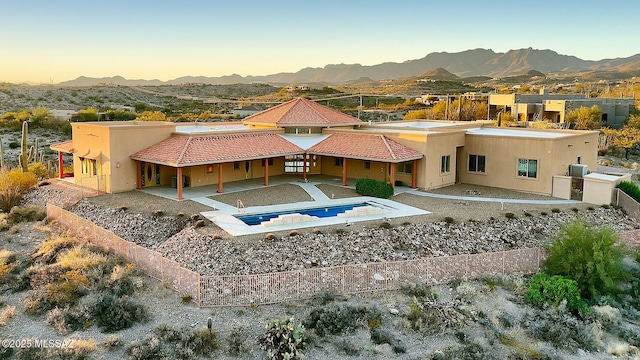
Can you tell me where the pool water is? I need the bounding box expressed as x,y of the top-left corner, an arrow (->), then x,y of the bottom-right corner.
235,203 -> 368,226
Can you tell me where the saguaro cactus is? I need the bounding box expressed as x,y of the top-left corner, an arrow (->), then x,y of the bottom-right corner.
19,121 -> 29,172
0,137 -> 4,168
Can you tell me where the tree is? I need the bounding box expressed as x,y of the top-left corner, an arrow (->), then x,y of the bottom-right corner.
75,107 -> 99,122
565,105 -> 603,130
30,107 -> 51,125
602,126 -> 640,159
627,112 -> 640,128
136,111 -> 167,122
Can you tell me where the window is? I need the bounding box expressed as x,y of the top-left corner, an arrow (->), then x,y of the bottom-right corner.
80,157 -> 98,176
334,158 -> 344,167
285,155 -> 309,173
518,158 -> 538,178
155,164 -> 161,185
468,155 -> 485,173
440,155 -> 451,174
396,161 -> 413,174
206,164 -> 214,174
233,162 -> 240,171
261,158 -> 274,167
364,161 -> 371,170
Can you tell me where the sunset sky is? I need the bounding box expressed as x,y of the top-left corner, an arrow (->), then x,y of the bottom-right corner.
2,0 -> 639,84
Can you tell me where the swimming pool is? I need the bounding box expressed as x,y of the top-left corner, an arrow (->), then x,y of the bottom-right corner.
235,203 -> 369,226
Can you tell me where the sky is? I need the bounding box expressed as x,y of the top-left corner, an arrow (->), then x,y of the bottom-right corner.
2,0 -> 639,84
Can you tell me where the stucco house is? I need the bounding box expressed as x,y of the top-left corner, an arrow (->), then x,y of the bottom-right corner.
51,97 -> 598,200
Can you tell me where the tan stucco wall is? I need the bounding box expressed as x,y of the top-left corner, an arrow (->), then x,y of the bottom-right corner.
582,173 -> 631,205
458,131 -> 598,196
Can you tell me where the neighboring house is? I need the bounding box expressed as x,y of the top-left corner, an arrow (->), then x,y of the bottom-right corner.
51,98 -> 598,199
489,88 -> 635,126
51,109 -> 78,121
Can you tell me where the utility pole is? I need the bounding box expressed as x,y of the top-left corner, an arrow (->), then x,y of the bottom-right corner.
358,91 -> 363,120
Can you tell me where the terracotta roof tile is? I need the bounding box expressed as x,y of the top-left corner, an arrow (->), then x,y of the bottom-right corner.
307,133 -> 423,162
131,133 -> 304,166
243,98 -> 362,127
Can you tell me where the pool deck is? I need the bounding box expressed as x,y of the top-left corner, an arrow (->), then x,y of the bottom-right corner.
140,175 -> 428,236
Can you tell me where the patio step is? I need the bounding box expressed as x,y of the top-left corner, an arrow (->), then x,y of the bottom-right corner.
260,213 -> 320,227
337,205 -> 387,218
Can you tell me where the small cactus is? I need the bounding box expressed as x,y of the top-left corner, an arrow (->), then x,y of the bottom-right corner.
19,121 -> 28,172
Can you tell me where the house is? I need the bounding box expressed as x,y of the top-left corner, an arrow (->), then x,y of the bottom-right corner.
489,88 -> 635,126
51,98 -> 598,199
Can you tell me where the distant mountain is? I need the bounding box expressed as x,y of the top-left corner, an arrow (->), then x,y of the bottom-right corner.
418,68 -> 459,80
56,48 -> 640,86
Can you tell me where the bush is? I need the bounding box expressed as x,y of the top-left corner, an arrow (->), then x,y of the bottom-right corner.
90,294 -> 147,333
227,326 -> 249,356
46,305 -> 92,334
543,219 -> 629,299
304,304 -> 382,337
370,328 -> 406,354
617,180 -> 640,202
505,212 -> 516,220
355,178 -> 394,199
405,296 -> 465,336
0,167 -> 37,213
259,317 -> 305,360
525,273 -> 586,312
7,205 -> 46,224
522,307 -> 600,351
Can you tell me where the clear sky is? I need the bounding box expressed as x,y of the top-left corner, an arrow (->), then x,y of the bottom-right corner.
2,0 -> 639,84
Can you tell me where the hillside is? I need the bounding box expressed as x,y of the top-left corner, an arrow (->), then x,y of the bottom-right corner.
54,48 -> 640,86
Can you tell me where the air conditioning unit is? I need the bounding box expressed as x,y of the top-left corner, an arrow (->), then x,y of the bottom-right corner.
569,164 -> 588,178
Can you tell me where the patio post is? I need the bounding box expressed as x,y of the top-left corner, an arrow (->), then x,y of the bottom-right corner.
58,152 -> 65,179
302,153 -> 307,181
390,163 -> 396,189
411,160 -> 417,189
342,157 -> 347,186
217,163 -> 223,193
136,161 -> 142,190
264,158 -> 269,186
176,167 -> 183,200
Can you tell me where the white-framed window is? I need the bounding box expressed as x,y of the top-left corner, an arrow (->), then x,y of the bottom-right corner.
80,157 -> 98,176
364,161 -> 371,170
441,155 -> 451,174
518,158 -> 538,178
468,154 -> 485,173
396,161 -> 413,174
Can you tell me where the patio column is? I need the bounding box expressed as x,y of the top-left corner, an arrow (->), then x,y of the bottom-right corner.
390,163 -> 396,189
176,167 -> 183,200
136,161 -> 142,190
342,157 -> 347,186
58,152 -> 64,179
264,158 -> 269,186
411,160 -> 417,189
302,153 -> 307,181
217,163 -> 223,193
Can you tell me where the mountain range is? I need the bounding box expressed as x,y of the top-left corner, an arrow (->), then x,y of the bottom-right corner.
58,48 -> 640,87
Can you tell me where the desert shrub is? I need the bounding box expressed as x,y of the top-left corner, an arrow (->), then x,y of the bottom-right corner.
551,208 -> 560,213
28,162 -> 49,179
335,339 -> 361,356
402,282 -> 436,299
0,250 -> 17,281
525,273 -> 586,312
505,212 -> 516,220
370,328 -> 406,354
126,337 -> 165,360
304,304 -> 382,337
227,326 -> 249,356
56,246 -> 108,270
259,317 -> 305,360
543,219 -> 629,299
0,305 -> 15,326
90,294 -> 147,333
405,296 -> 465,335
379,221 -> 392,229
45,270 -> 90,308
0,167 -> 37,213
46,305 -> 92,334
32,235 -> 77,264
443,216 -> 455,224
355,178 -> 394,199
617,180 -> 640,202
7,205 -> 46,224
150,324 -> 219,359
523,211 -> 533,217
521,307 -> 600,351
540,211 -> 548,216
601,204 -> 611,209
590,305 -> 621,330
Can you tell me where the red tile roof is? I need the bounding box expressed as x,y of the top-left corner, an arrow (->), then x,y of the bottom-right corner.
50,140 -> 74,153
130,133 -> 304,166
307,133 -> 423,162
242,97 -> 362,127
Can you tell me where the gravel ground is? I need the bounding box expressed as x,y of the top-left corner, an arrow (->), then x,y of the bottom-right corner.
211,184 -> 313,206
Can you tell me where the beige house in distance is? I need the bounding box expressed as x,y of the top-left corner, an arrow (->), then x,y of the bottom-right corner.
51,97 -> 598,199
